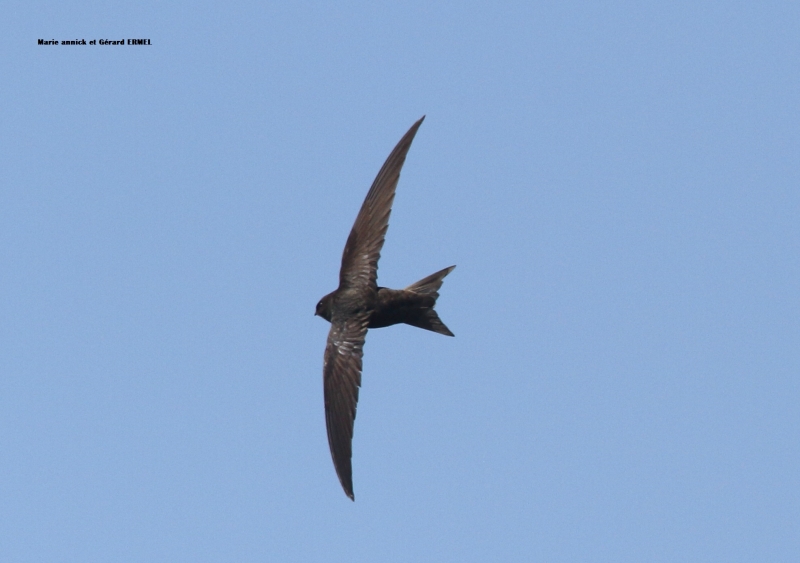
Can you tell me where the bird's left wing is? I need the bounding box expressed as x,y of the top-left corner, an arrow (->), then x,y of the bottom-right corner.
338,116 -> 425,292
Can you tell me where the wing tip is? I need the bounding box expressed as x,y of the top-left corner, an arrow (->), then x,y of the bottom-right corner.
339,474 -> 355,501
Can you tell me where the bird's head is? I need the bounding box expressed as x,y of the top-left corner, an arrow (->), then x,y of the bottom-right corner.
315,292 -> 334,322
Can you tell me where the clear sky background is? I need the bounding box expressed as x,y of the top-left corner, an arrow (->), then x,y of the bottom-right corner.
2,2 -> 799,561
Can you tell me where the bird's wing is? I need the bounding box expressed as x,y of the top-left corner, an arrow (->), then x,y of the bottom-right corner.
339,116 -> 425,292
323,313 -> 370,500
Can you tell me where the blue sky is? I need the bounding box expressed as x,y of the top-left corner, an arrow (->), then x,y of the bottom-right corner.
2,1 -> 799,561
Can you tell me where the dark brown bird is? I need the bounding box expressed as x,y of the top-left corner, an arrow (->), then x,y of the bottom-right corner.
315,116 -> 454,500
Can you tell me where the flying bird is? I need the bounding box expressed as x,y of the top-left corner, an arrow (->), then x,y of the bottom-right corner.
315,116 -> 455,500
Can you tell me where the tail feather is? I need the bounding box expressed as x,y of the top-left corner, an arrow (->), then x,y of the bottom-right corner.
405,265 -> 456,297
407,309 -> 454,336
405,266 -> 455,336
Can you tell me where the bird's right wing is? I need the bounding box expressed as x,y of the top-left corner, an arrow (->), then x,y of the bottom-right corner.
323,313 -> 370,500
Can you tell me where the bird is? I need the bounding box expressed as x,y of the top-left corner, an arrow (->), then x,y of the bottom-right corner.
315,116 -> 455,500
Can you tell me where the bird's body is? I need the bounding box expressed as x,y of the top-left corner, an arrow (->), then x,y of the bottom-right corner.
316,267 -> 454,334
315,116 -> 454,500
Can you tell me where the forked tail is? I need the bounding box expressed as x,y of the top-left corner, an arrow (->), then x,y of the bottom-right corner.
405,265 -> 456,336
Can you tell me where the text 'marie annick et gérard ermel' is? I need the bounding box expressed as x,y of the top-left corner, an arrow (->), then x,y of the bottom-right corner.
38,39 -> 151,45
